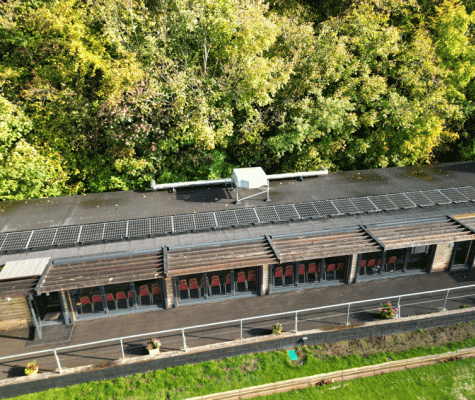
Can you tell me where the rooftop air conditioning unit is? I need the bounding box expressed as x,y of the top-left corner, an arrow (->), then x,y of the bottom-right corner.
232,167 -> 270,204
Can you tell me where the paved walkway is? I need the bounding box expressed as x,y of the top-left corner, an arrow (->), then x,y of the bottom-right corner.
1,270 -> 475,380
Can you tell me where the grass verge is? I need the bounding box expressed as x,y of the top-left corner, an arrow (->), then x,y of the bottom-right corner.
259,356 -> 475,399
9,320 -> 475,400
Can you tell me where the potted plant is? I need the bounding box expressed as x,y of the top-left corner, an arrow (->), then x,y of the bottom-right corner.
272,322 -> 282,335
146,339 -> 161,355
25,360 -> 38,376
378,301 -> 398,319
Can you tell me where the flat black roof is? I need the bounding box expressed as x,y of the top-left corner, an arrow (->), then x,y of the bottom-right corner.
1,161 -> 474,233
0,162 -> 474,266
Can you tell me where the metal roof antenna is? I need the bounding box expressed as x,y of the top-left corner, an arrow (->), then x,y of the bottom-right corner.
232,167 -> 270,205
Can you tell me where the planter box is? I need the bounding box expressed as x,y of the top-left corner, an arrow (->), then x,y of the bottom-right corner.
146,346 -> 161,356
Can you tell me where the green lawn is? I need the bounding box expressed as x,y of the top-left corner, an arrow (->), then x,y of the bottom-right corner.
260,357 -> 475,399
10,328 -> 475,400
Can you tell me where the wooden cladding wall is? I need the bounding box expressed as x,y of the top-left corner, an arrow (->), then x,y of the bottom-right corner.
164,277 -> 174,309
432,243 -> 454,272
0,297 -> 32,331
261,265 -> 269,295
348,253 -> 359,283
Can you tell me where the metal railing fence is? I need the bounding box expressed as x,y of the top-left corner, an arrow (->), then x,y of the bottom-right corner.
2,283 -> 475,374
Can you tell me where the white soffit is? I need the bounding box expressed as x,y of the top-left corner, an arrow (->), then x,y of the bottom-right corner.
232,167 -> 268,189
0,257 -> 50,280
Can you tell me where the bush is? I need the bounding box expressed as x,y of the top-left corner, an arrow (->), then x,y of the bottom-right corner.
378,301 -> 398,319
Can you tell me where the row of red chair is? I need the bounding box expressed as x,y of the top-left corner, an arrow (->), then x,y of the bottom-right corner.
360,257 -> 397,274
179,271 -> 257,298
78,283 -> 160,313
275,262 -> 345,284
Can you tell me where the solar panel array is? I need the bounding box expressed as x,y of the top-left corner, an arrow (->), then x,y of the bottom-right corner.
1,186 -> 474,254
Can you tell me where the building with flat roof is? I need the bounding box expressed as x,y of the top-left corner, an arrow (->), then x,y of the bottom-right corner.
1,162 -> 475,338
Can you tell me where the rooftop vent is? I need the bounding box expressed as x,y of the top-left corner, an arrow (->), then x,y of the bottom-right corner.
232,167 -> 270,204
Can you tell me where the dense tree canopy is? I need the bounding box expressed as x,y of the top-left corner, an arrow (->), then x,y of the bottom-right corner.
0,0 -> 474,200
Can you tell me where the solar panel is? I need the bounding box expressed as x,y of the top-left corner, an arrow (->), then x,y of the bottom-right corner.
255,206 -> 279,223
404,191 -> 433,207
194,213 -> 217,229
128,219 -> 151,237
350,197 -> 379,212
235,208 -> 259,225
422,189 -> 451,205
0,231 -> 32,251
79,223 -> 105,243
457,186 -> 475,201
313,200 -> 339,216
53,226 -> 81,246
293,202 -> 320,218
368,195 -> 398,211
0,233 -> 7,250
150,216 -> 172,235
332,198 -> 360,214
386,193 -> 416,209
439,188 -> 469,203
28,229 -> 57,248
275,204 -> 300,221
103,221 -> 127,240
173,214 -> 196,232
215,210 -> 239,227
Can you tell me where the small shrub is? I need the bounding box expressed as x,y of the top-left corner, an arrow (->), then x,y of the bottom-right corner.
147,339 -> 161,349
272,323 -> 282,335
25,360 -> 38,376
378,301 -> 398,319
418,329 -> 424,334
462,305 -> 470,309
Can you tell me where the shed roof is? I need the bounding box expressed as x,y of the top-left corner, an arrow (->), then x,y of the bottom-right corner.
167,237 -> 278,277
37,251 -> 164,294
366,217 -> 475,250
272,228 -> 382,262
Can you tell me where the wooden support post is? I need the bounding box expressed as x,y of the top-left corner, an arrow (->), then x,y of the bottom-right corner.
59,291 -> 70,324
403,248 -> 411,273
260,265 -> 269,295
320,259 -> 326,282
230,270 -> 235,295
380,251 -> 386,275
355,254 -> 362,283
99,286 -> 108,313
203,273 -> 209,299
449,243 -> 458,272
129,283 -> 138,309
295,261 -> 299,286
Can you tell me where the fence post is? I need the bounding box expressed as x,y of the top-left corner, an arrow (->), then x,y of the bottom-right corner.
120,339 -> 125,359
182,329 -> 187,352
295,312 -> 298,333
442,289 -> 450,311
240,320 -> 243,341
53,350 -> 62,374
346,303 -> 351,326
397,296 -> 401,318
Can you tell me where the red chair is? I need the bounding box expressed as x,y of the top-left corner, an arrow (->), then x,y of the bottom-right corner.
336,262 -> 344,279
248,270 -> 256,282
387,256 -> 397,272
274,266 -> 283,286
79,296 -> 92,314
92,294 -> 103,312
106,293 -> 116,310
139,285 -> 151,305
225,274 -> 231,293
284,265 -> 294,285
308,263 -> 319,282
152,283 -> 161,303
179,279 -> 190,299
360,259 -> 367,276
299,264 -> 305,277
236,271 -> 247,290
211,275 -> 221,295
116,291 -> 128,308
326,264 -> 335,280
